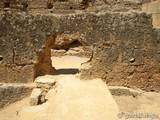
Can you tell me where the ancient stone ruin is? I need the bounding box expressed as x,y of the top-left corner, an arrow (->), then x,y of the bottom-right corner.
0,0 -> 160,120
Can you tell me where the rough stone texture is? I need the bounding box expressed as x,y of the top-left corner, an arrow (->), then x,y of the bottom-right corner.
0,64 -> 35,83
54,32 -> 87,49
51,44 -> 92,57
0,10 -> 160,91
65,46 -> 92,57
30,75 -> 57,105
34,33 -> 57,77
0,83 -> 33,108
78,12 -> 160,92
30,88 -> 42,106
108,86 -> 143,97
0,0 -> 142,14
80,24 -> 160,91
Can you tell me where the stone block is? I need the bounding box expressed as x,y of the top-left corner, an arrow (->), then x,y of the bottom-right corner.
152,14 -> 160,27
30,88 -> 42,106
35,75 -> 56,86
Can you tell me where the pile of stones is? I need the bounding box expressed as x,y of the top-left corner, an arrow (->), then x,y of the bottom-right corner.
30,75 -> 57,106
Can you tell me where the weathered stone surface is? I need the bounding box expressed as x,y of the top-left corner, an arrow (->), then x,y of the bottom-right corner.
30,88 -> 42,106
0,10 -> 160,91
0,0 -> 142,13
34,33 -> 57,77
54,32 -> 86,49
51,46 -> 92,57
109,86 -> 143,97
0,83 -> 33,108
0,64 -> 35,83
35,75 -> 56,85
30,75 -> 57,105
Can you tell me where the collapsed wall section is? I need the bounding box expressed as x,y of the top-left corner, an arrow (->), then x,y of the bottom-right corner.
0,11 -> 160,91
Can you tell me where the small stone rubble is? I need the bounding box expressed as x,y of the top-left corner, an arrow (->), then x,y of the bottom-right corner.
30,75 -> 57,106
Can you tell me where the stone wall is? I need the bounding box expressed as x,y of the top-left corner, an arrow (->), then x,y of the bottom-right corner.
0,0 -> 142,13
0,11 -> 160,91
80,13 -> 160,91
0,83 -> 33,108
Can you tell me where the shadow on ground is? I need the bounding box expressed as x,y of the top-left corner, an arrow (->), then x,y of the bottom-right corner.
54,68 -> 79,75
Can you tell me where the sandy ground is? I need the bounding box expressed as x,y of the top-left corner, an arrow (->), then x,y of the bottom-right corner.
0,98 -> 30,120
0,56 -> 160,120
18,75 -> 119,120
1,90 -> 160,120
114,92 -> 160,120
51,55 -> 89,69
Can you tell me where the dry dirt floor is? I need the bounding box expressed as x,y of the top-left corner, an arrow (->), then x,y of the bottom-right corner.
0,56 -> 160,120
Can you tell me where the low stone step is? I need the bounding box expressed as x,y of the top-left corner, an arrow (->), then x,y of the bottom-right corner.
30,75 -> 57,106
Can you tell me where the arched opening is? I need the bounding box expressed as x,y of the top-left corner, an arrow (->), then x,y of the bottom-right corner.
51,33 -> 92,75
34,32 -> 92,78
